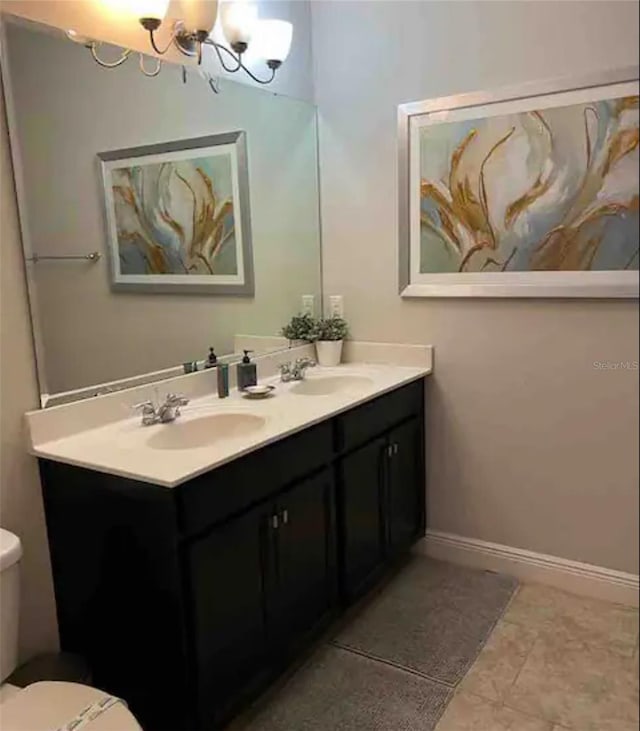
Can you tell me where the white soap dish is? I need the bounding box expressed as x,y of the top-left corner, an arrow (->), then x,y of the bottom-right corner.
242,384 -> 276,400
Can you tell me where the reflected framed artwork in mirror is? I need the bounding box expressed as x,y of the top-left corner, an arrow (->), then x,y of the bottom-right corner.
99,132 -> 254,295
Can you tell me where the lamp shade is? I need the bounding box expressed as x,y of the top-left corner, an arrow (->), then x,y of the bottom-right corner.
175,0 -> 219,33
220,1 -> 258,47
128,0 -> 171,19
254,19 -> 292,63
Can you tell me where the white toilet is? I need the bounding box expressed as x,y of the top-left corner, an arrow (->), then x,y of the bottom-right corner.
0,528 -> 143,730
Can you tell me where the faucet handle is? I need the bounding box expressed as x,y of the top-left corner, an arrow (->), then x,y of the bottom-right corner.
165,393 -> 189,406
132,401 -> 157,424
132,400 -> 155,412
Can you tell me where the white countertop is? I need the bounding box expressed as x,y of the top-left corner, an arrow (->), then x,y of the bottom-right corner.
29,364 -> 430,488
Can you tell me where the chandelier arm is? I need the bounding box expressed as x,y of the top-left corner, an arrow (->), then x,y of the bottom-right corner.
206,41 -> 243,73
139,54 -> 163,77
234,62 -> 277,85
83,32 -> 278,85
89,43 -> 132,68
175,40 -> 197,58
204,73 -> 220,94
148,28 -> 176,56
210,42 -> 277,84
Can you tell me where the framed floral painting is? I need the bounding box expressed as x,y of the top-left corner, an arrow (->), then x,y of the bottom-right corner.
98,132 -> 254,295
398,68 -> 639,297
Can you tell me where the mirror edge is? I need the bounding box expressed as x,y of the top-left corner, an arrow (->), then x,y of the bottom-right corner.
1,14 -> 50,401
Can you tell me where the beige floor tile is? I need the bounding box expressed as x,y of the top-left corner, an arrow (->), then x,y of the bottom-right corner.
505,631 -> 639,730
459,620 -> 537,702
552,726 -> 638,731
504,584 -> 638,656
436,691 -> 552,731
551,724 -> 639,731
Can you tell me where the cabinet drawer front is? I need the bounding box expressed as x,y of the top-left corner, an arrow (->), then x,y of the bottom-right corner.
337,379 -> 424,453
178,421 -> 333,536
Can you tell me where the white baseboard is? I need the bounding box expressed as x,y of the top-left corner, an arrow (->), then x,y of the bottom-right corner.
417,530 -> 639,608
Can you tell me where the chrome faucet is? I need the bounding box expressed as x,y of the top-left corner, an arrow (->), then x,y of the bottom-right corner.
279,358 -> 316,382
132,393 -> 190,426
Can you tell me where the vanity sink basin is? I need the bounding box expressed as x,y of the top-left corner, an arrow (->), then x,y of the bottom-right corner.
290,375 -> 374,396
146,413 -> 266,450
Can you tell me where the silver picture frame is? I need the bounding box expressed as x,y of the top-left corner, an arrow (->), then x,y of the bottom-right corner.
398,66 -> 640,298
98,131 -> 255,296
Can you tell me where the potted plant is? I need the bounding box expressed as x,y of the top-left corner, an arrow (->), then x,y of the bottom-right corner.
314,315 -> 349,367
281,313 -> 316,346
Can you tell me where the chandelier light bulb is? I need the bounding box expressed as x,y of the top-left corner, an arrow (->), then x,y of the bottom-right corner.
254,19 -> 292,66
220,1 -> 258,53
176,0 -> 219,34
129,0 -> 171,21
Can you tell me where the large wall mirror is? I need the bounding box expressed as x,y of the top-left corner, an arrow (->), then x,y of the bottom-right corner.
1,16 -> 321,406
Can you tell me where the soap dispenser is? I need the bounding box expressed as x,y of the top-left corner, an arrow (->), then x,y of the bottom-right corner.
204,347 -> 218,369
236,350 -> 257,391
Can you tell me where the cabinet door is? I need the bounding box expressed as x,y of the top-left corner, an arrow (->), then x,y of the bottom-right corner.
337,437 -> 387,600
269,469 -> 336,653
186,504 -> 268,727
387,417 -> 425,555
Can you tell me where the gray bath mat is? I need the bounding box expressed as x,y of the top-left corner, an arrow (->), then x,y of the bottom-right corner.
333,556 -> 518,685
239,645 -> 451,730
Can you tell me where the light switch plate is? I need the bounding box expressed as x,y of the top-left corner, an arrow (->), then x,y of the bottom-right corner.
301,295 -> 315,316
329,295 -> 344,318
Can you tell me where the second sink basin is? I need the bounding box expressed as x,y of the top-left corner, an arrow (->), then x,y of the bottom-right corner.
146,413 -> 266,450
290,375 -> 374,396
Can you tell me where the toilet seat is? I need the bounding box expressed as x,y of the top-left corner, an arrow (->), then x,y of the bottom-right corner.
0,681 -> 143,730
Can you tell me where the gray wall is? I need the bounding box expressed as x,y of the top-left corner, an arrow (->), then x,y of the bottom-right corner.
1,77 -> 58,661
311,0 -> 640,574
6,22 -> 321,394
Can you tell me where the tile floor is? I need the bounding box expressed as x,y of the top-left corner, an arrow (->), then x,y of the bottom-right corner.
436,583 -> 639,731
233,558 -> 514,730
231,568 -> 638,731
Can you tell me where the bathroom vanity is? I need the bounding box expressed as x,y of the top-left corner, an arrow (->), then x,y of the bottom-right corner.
35,369 -> 427,730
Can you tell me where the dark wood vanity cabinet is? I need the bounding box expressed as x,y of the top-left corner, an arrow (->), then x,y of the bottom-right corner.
338,415 -> 425,601
188,502 -> 269,727
338,436 -> 388,600
39,378 -> 426,730
386,417 -> 426,556
188,468 -> 337,729
265,470 -> 337,654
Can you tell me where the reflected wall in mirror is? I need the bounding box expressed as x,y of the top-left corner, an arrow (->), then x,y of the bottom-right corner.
2,18 -> 321,404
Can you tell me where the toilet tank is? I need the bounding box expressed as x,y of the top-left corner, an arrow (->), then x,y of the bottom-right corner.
0,529 -> 23,682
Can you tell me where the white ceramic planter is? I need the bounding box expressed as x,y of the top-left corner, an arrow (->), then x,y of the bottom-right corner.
315,340 -> 344,367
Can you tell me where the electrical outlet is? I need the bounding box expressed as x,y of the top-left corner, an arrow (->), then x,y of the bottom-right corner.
329,295 -> 344,318
301,294 -> 315,316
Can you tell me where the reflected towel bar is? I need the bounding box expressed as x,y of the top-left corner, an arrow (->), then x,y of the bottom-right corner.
27,252 -> 101,263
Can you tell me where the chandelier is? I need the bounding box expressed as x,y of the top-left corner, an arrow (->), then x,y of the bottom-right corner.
66,0 -> 293,85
